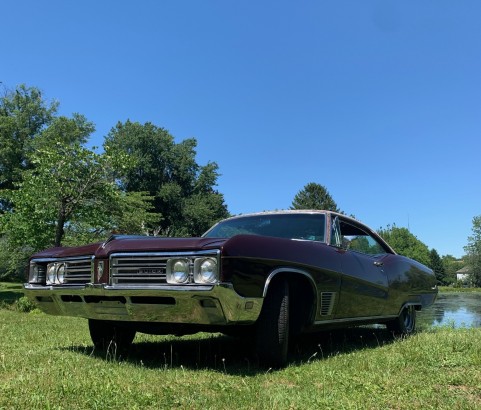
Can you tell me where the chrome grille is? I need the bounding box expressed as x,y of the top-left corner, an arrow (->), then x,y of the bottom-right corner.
110,255 -> 169,285
63,258 -> 92,284
109,250 -> 220,286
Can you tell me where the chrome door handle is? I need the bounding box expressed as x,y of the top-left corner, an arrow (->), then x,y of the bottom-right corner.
373,261 -> 383,267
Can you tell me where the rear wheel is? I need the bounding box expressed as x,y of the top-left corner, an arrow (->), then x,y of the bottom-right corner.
255,278 -> 290,368
387,305 -> 416,335
88,319 -> 136,353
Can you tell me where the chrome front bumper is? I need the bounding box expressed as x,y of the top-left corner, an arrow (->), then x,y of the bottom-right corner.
23,283 -> 263,325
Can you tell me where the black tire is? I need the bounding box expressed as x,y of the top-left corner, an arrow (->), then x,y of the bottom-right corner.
88,319 -> 136,353
255,278 -> 289,368
386,305 -> 416,335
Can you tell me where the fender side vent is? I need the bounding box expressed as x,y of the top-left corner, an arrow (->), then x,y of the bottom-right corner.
320,292 -> 336,316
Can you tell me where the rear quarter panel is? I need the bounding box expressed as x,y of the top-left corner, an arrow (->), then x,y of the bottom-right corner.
382,254 -> 437,315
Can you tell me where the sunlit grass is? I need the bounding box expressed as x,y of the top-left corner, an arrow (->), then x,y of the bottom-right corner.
1,306 -> 480,409
438,286 -> 481,293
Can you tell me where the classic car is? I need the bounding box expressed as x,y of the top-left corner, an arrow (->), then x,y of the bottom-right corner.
24,211 -> 437,367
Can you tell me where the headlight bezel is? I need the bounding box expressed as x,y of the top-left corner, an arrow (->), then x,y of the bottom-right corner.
165,254 -> 219,285
193,257 -> 218,284
28,262 -> 47,284
45,262 -> 67,285
47,263 -> 57,285
166,258 -> 191,284
56,263 -> 66,283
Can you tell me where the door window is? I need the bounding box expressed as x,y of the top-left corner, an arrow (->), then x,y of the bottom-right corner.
339,220 -> 387,256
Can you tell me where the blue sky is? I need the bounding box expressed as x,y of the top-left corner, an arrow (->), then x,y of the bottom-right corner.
2,1 -> 480,258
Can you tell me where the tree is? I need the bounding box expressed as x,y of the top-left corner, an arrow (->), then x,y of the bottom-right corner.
429,249 -> 446,284
464,215 -> 481,287
441,255 -> 464,285
291,183 -> 339,212
377,225 -> 431,266
0,84 -> 58,206
104,121 -> 229,236
33,113 -> 93,148
0,118 -> 158,279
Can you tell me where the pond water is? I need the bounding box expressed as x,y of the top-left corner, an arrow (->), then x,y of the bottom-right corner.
417,292 -> 481,329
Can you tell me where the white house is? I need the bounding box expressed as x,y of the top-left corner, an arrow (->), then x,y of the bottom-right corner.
456,266 -> 471,283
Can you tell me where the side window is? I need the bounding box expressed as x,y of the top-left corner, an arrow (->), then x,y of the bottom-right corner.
339,220 -> 386,256
347,235 -> 385,255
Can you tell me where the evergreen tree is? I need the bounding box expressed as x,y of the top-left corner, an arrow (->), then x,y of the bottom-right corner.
429,248 -> 445,284
291,182 -> 339,212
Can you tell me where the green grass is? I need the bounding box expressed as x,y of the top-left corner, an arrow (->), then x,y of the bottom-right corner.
1,308 -> 480,409
1,284 -> 481,408
438,286 -> 481,293
0,281 -> 25,307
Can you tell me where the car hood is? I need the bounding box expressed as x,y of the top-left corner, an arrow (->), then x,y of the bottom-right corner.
30,236 -> 228,260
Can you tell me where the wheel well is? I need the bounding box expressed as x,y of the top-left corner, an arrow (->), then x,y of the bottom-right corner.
265,271 -> 317,336
399,302 -> 422,314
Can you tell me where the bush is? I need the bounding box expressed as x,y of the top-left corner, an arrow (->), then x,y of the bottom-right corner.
15,296 -> 36,313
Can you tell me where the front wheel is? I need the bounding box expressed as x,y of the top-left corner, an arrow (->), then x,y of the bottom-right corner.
255,278 -> 290,368
88,319 -> 136,353
386,305 -> 416,335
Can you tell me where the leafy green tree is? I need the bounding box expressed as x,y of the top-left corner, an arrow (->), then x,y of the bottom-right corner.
0,119 -> 158,279
291,183 -> 339,212
0,84 -> 58,208
32,113 -> 93,149
378,225 -> 431,266
429,249 -> 446,284
2,141 -> 106,249
441,255 -> 464,285
104,121 -> 229,236
464,215 -> 481,287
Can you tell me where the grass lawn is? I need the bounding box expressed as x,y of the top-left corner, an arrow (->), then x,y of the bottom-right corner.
0,282 -> 24,307
438,286 -> 481,293
1,285 -> 480,409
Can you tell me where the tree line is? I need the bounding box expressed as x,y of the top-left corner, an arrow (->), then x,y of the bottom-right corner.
1,84 -> 479,285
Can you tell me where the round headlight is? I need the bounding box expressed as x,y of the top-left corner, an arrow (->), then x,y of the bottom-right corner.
29,263 -> 46,284
170,260 -> 189,283
56,263 -> 65,284
195,258 -> 217,284
47,264 -> 56,285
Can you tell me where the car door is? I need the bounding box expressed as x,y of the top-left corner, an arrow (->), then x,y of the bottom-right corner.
331,217 -> 389,318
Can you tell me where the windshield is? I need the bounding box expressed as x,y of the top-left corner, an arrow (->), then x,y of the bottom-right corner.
203,213 -> 326,242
